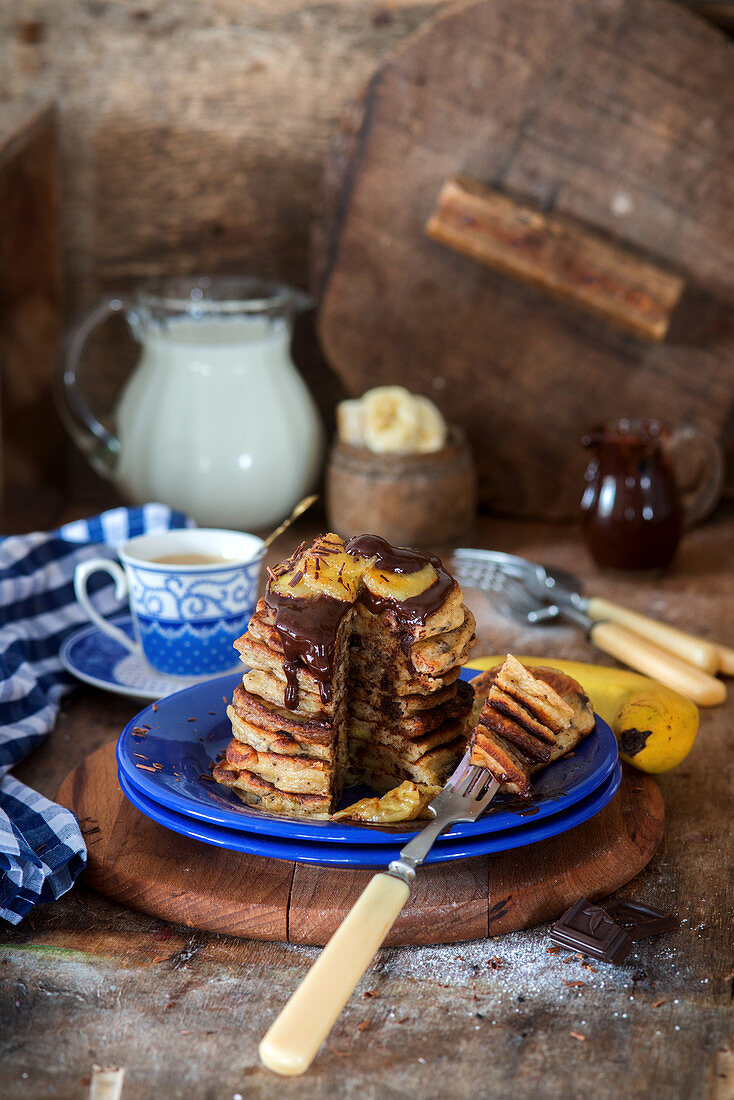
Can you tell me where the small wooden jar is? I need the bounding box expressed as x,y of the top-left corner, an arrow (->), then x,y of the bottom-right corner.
326,426 -> 477,547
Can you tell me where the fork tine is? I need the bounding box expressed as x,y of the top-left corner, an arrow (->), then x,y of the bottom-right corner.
443,748 -> 473,788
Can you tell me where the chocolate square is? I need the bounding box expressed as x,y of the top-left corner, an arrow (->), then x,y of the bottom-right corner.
550,896 -> 632,964
603,898 -> 679,941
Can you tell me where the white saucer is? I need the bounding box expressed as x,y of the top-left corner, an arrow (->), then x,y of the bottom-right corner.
59,615 -> 239,701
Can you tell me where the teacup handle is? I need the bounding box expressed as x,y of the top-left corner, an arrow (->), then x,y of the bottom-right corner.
666,425 -> 724,528
74,559 -> 142,656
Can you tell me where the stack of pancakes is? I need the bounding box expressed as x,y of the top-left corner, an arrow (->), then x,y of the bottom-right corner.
469,655 -> 595,798
213,533 -> 476,818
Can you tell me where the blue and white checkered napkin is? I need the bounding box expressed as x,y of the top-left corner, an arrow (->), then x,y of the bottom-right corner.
0,503 -> 190,925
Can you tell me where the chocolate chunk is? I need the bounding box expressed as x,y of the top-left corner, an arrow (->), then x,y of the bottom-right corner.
550,897 -> 632,964
602,898 -> 679,941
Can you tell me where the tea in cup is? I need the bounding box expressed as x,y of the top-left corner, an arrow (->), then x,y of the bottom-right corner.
74,528 -> 265,676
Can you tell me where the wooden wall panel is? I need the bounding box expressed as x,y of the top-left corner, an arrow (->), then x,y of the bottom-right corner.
0,101 -> 64,527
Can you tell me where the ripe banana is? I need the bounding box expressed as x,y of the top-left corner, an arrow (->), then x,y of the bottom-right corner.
466,655 -> 699,774
336,386 -> 447,454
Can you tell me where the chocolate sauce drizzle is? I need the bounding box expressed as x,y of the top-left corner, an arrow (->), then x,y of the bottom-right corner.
263,534 -> 456,711
262,591 -> 349,710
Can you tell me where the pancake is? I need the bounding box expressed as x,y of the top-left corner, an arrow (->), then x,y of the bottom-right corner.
212,760 -> 333,818
224,739 -> 331,795
214,532 -> 476,816
468,659 -> 595,798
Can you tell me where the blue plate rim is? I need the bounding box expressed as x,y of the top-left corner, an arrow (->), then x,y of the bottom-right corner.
117,761 -> 623,867
116,668 -> 619,844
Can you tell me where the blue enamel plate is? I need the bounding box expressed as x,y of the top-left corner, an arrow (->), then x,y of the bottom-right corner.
118,760 -> 622,866
116,668 -> 619,846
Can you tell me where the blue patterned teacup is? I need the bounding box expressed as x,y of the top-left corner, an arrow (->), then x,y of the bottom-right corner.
74,528 -> 265,677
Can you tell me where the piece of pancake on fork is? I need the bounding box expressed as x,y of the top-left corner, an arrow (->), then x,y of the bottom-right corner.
468,655 -> 595,799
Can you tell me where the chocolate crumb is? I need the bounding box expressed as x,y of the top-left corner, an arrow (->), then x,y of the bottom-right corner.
652,998 -> 666,1007
362,990 -> 376,998
288,570 -> 304,587
357,1020 -> 370,1032
563,980 -> 585,987
569,1031 -> 586,1041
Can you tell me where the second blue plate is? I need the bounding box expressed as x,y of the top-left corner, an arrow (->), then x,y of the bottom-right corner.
119,760 -> 622,866
116,668 -> 619,846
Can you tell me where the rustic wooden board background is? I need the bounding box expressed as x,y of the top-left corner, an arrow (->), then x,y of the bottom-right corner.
0,1 -> 448,522
314,0 -> 734,517
1,0 -> 732,527
0,100 -> 63,523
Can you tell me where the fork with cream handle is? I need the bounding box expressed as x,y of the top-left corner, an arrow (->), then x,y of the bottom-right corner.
259,748 -> 499,1077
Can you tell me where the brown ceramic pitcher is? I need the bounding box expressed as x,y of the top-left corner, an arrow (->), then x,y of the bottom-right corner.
580,418 -> 723,572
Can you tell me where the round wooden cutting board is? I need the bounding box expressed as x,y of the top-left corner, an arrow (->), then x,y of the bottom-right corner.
57,741 -> 663,945
313,0 -> 734,517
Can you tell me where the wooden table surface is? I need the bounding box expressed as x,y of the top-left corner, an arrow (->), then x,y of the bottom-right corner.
1,509 -> 733,1099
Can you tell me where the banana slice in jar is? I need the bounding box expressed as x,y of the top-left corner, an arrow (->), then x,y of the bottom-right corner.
362,386 -> 422,454
336,398 -> 365,448
337,386 -> 449,455
414,395 -> 448,453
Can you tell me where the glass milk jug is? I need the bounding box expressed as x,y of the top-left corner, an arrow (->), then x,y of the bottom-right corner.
58,276 -> 324,528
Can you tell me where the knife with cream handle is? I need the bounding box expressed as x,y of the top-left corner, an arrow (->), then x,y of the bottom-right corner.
559,594 -> 720,674
259,751 -> 499,1077
717,644 -> 734,677
501,577 -> 726,707
581,617 -> 726,706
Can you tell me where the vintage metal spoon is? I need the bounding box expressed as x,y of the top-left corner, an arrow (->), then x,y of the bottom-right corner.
262,495 -> 319,551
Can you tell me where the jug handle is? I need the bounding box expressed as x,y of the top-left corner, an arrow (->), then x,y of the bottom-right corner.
57,296 -> 131,480
666,425 -> 724,528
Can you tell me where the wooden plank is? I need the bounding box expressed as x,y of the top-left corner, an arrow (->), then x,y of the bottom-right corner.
487,769 -> 664,934
426,177 -> 684,342
0,99 -> 64,526
289,857 -> 490,946
56,743 -> 293,941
